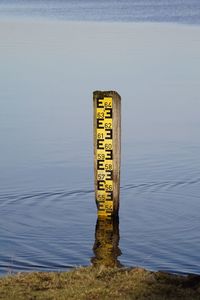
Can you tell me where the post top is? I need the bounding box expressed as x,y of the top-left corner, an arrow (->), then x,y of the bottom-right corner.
93,90 -> 121,100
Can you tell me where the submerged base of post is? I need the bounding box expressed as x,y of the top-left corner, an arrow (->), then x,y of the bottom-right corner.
93,90 -> 121,218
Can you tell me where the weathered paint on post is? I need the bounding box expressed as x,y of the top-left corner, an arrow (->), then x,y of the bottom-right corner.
93,91 -> 121,218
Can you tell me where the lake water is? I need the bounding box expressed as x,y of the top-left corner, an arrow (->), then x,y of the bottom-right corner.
0,0 -> 200,24
0,2 -> 200,276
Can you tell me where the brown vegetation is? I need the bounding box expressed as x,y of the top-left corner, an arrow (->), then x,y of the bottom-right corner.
0,266 -> 200,300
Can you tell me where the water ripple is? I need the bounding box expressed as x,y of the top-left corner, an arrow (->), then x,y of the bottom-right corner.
0,188 -> 94,206
0,176 -> 199,275
122,177 -> 200,193
0,176 -> 199,205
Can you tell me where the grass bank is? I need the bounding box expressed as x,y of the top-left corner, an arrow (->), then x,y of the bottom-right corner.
0,267 -> 200,300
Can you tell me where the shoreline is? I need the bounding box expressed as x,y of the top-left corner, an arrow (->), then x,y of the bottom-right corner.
1,17 -> 200,29
0,266 -> 200,299
0,13 -> 200,28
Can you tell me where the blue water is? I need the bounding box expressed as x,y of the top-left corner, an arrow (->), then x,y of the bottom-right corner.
0,0 -> 199,24
0,3 -> 200,276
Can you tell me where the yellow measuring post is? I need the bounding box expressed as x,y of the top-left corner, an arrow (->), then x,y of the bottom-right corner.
93,91 -> 121,218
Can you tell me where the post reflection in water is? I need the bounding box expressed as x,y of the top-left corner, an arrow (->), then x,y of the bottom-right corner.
91,216 -> 122,267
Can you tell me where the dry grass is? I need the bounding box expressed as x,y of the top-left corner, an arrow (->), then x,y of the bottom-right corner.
0,266 -> 200,300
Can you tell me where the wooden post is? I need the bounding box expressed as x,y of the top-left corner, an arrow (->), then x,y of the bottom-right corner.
93,91 -> 121,218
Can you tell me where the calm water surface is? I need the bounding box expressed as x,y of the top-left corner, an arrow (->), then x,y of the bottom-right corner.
0,4 -> 200,276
